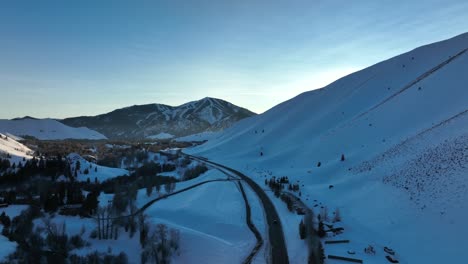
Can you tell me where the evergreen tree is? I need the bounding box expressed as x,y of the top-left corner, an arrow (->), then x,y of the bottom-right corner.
75,160 -> 81,172
299,219 -> 306,239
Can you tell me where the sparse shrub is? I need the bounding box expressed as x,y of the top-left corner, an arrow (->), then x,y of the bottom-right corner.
90,230 -> 98,239
332,208 -> 341,222
146,184 -> 153,197
319,207 -> 328,222
299,219 -> 306,240
317,221 -> 326,238
141,224 -> 180,264
70,234 -> 85,249
180,156 -> 191,167
183,164 -> 208,181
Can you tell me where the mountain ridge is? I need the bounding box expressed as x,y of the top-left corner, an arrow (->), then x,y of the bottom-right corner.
61,97 -> 256,139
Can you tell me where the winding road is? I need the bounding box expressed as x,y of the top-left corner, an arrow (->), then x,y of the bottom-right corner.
91,154 -> 290,264
188,154 -> 290,264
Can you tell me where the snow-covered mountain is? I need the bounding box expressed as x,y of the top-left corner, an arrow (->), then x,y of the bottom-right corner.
189,33 -> 468,263
61,97 -> 256,139
0,118 -> 107,140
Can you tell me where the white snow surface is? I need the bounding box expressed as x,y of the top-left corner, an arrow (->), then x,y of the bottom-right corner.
187,33 -> 468,263
67,153 -> 128,182
97,169 -> 261,263
0,235 -> 16,261
147,132 -> 175,140
175,131 -> 222,142
0,133 -> 33,164
0,118 -> 107,140
0,205 -> 29,218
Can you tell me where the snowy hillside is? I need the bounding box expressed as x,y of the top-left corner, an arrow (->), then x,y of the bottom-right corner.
0,118 -> 107,140
175,131 -> 221,142
66,153 -> 128,182
189,33 -> 468,263
0,133 -> 33,164
61,97 -> 256,139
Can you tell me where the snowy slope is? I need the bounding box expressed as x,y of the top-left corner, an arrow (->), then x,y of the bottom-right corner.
96,170 -> 262,263
142,170 -> 257,264
66,153 -> 128,182
189,33 -> 468,263
0,118 -> 107,140
0,133 -> 33,164
175,131 -> 222,142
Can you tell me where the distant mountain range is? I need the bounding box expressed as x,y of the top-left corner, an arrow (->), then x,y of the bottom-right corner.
0,118 -> 107,140
61,97 -> 256,139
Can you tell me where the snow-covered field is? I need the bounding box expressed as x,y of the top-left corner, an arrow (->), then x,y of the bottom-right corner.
0,118 -> 106,140
144,174 -> 254,263
97,169 -> 262,263
187,33 -> 468,263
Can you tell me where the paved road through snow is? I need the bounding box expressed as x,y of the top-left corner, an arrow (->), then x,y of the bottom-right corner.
188,154 -> 290,264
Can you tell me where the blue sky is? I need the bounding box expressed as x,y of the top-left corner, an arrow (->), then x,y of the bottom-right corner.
1,0 -> 467,118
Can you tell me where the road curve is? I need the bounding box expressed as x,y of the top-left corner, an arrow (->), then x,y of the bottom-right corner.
237,181 -> 264,264
188,154 -> 290,264
91,178 -> 235,221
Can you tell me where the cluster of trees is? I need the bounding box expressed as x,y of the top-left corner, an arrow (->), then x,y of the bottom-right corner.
38,181 -> 87,213
0,190 -> 17,204
142,174 -> 177,198
0,211 -> 11,234
89,209 -> 180,264
98,172 -> 176,194
0,178 -> 98,217
265,177 -> 287,197
133,161 -> 176,178
0,159 -> 12,171
0,155 -> 75,184
0,205 -> 128,263
178,156 -> 191,167
69,251 -> 128,264
280,193 -> 295,212
95,205 -> 121,240
141,221 -> 180,264
287,183 -> 300,192
182,164 -> 208,181
101,149 -> 153,169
